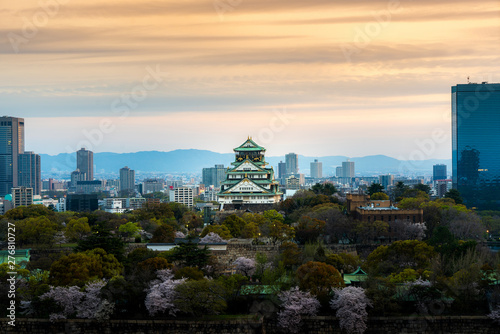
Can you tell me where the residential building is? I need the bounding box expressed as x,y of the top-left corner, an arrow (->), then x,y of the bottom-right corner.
0,116 -> 24,196
310,159 -> 323,178
120,166 -> 135,192
70,169 -> 86,191
285,175 -> 300,190
379,174 -> 394,189
76,180 -> 105,194
342,160 -> 355,178
285,153 -> 299,175
202,164 -> 226,188
17,151 -> 41,195
170,187 -> 194,207
12,187 -> 33,208
336,166 -> 343,177
436,179 -> 452,198
142,178 -> 164,194
76,148 -> 93,181
217,137 -> 282,210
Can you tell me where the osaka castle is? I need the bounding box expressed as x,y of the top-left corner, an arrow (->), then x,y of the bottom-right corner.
218,137 -> 282,211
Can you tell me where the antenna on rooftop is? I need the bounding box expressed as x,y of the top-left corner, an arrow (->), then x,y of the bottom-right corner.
467,76 -> 470,83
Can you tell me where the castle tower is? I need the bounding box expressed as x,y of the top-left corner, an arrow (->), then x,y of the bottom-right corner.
217,137 -> 282,210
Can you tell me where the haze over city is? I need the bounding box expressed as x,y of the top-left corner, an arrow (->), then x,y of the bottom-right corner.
2,1 -> 500,158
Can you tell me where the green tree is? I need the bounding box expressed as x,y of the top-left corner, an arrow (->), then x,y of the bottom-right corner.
222,214 -> 247,237
413,183 -> 431,195
365,240 -> 436,277
75,222 -> 125,261
65,217 -> 91,242
174,267 -> 204,280
355,220 -> 389,243
17,216 -> 59,247
296,261 -> 344,297
49,248 -> 123,286
325,253 -> 360,274
445,189 -> 463,205
280,241 -> 302,269
269,220 -> 295,244
174,279 -> 227,316
118,222 -> 141,239
367,183 -> 384,196
295,216 -> 325,244
370,192 -> 389,200
311,183 -> 337,196
200,225 -> 232,239
166,240 -> 211,268
150,224 -> 175,243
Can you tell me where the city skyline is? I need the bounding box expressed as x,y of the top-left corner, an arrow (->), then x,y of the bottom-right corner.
2,1 -> 500,158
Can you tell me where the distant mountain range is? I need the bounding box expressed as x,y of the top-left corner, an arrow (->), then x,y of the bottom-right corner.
40,150 -> 451,177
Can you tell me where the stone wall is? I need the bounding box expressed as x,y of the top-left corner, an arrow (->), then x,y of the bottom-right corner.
2,316 -> 497,334
212,243 -> 280,272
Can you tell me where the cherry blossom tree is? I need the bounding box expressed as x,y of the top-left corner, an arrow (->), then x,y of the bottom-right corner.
175,231 -> 186,239
233,257 -> 256,277
144,269 -> 185,316
199,232 -> 224,244
488,307 -> 500,324
330,286 -> 372,334
40,280 -> 114,321
277,287 -> 320,334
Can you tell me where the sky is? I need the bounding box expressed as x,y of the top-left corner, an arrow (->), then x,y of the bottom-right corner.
1,0 -> 499,159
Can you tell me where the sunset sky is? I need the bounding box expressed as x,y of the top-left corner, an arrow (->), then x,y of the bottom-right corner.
1,0 -> 499,159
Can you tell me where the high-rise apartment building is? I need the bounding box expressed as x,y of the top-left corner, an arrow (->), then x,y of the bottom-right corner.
0,116 -> 24,196
202,164 -> 226,188
433,164 -> 447,181
12,187 -> 33,208
278,161 -> 287,178
452,82 -> 500,209
342,160 -> 355,178
77,148 -> 93,181
285,153 -> 299,175
120,166 -> 135,192
310,159 -> 323,178
336,166 -> 343,177
18,151 -> 41,195
379,174 -> 394,189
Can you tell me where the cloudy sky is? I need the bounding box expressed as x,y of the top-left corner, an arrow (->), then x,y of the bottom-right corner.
1,0 -> 499,159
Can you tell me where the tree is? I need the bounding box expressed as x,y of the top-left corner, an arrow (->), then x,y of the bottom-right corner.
151,224 -> 175,243
199,232 -> 224,244
367,183 -> 384,196
233,257 -> 256,277
414,183 -> 432,195
118,222 -> 140,239
269,220 -> 295,244
75,222 -> 125,261
174,279 -> 227,316
365,240 -> 436,277
355,220 -> 388,243
181,212 -> 204,231
39,280 -> 114,321
167,240 -> 211,268
277,287 -> 320,334
17,216 -> 58,247
280,242 -> 302,269
65,217 -> 91,242
222,214 -> 247,237
326,253 -> 360,274
445,189 -> 463,205
49,248 -> 123,286
174,267 -> 204,280
145,269 -> 185,316
392,181 -> 410,201
295,216 -> 325,244
330,287 -> 372,334
311,183 -> 337,196
442,208 -> 484,241
370,192 -> 389,200
296,261 -> 344,297
200,225 -> 232,239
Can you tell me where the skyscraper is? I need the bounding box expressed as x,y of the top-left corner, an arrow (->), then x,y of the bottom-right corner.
310,159 -> 323,178
202,164 -> 226,188
77,148 -> 93,181
433,164 -> 447,181
278,161 -> 286,178
285,153 -> 298,175
379,174 -> 394,189
0,116 -> 24,196
120,166 -> 135,193
452,82 -> 500,209
342,160 -> 355,178
18,151 -> 41,195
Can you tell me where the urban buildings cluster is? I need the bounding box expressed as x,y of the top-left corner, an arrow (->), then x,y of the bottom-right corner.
0,82 -> 498,213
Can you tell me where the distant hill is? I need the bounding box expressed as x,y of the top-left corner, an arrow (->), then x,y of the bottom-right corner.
40,150 -> 451,176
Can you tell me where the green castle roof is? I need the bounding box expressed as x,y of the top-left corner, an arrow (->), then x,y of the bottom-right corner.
234,137 -> 266,152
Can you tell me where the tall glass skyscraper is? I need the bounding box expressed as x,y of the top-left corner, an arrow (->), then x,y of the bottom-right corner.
77,148 -> 94,181
0,116 -> 24,196
452,82 -> 500,209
